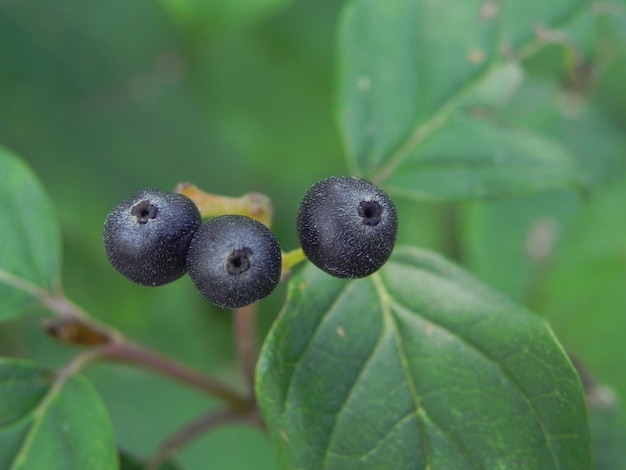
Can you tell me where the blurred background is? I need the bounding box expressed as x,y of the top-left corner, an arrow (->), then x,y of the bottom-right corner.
1,0 -> 626,469
0,0 -> 346,467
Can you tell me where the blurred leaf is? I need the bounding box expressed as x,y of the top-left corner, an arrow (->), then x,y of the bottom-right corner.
461,73 -> 626,301
462,190 -> 582,301
384,119 -> 584,201
159,0 -> 294,32
536,175 -> 626,420
257,246 -> 592,470
497,0 -> 594,47
590,404 -> 626,470
463,61 -> 525,110
573,356 -> 626,470
0,358 -> 117,470
0,147 -> 61,321
501,75 -> 626,186
337,0 -> 591,179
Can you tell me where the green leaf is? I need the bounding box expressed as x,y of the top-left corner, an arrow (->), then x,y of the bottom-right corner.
460,74 -> 626,300
537,174 -> 626,422
0,147 -> 61,321
501,75 -> 626,186
257,246 -> 591,469
462,61 -> 525,110
337,0 -> 591,181
0,358 -> 117,470
384,119 -> 584,201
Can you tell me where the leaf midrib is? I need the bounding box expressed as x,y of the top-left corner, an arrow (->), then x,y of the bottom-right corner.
319,282 -> 389,467
377,273 -> 563,469
281,281 -> 355,412
373,273 -> 483,470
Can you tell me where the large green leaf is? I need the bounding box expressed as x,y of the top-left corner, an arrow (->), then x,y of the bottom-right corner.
337,0 -> 592,192
384,119 -> 584,201
257,246 -> 591,469
0,358 -> 117,470
0,147 -> 61,321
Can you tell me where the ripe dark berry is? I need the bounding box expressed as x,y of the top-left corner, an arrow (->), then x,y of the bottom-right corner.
186,215 -> 282,309
297,176 -> 398,278
103,188 -> 201,286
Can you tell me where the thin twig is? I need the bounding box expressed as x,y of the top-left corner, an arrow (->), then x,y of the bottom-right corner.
145,407 -> 261,469
0,268 -> 250,409
55,344 -> 116,387
102,340 -> 252,412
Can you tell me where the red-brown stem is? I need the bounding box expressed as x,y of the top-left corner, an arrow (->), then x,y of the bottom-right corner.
233,303 -> 259,397
19,280 -> 251,411
102,340 -> 252,412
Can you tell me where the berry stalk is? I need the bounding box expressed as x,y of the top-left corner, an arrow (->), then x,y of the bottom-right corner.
175,182 -> 273,228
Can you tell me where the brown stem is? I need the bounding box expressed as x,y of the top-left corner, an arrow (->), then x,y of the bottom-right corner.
14,278 -> 252,410
102,340 -> 252,412
1,268 -> 255,426
42,313 -> 250,410
233,303 -> 259,397
145,407 -> 262,469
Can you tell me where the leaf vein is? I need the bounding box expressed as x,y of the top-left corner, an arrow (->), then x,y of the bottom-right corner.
282,281 -> 356,412
320,299 -> 389,467
386,295 -> 561,467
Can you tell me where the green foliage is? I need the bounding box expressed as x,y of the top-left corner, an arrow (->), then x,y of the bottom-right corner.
337,0 -> 589,187
258,247 -> 590,469
0,358 -> 117,470
383,119 -> 584,201
159,0 -> 294,32
0,147 -> 61,321
1,0 -> 625,469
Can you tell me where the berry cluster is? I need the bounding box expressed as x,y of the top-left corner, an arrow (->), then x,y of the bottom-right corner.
103,177 -> 397,309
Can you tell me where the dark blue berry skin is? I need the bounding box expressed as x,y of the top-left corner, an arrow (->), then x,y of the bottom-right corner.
186,215 -> 282,309
297,176 -> 398,279
103,188 -> 201,286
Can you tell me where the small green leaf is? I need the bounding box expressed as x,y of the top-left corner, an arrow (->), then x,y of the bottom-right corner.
337,0 -> 592,180
257,246 -> 591,469
0,147 -> 61,321
384,119 -> 584,201
0,358 -> 117,470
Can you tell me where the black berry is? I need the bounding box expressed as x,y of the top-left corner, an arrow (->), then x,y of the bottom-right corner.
297,176 -> 398,278
186,215 -> 282,309
103,188 -> 201,286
